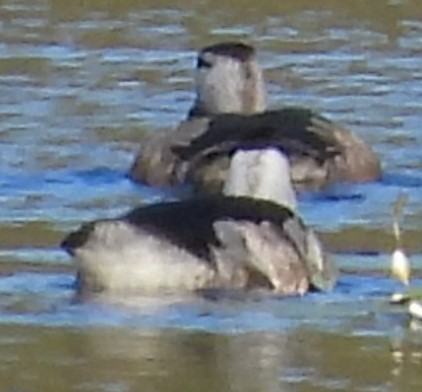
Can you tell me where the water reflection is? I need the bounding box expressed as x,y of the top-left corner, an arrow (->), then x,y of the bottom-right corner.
1,320 -> 422,391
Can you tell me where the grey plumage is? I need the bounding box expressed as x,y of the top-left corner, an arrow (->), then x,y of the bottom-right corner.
62,196 -> 336,295
129,42 -> 381,191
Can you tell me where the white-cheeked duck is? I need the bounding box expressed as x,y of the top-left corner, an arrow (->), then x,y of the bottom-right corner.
63,149 -> 336,297
129,42 -> 381,192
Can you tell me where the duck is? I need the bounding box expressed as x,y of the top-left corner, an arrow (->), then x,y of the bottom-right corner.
129,41 -> 381,193
62,148 -> 336,297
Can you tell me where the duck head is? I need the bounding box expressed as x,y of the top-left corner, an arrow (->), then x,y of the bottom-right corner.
223,148 -> 297,212
189,42 -> 267,117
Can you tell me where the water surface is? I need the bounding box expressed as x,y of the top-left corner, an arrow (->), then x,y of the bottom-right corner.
0,0 -> 421,390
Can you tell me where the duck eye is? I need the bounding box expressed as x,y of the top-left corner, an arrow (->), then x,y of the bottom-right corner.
197,55 -> 212,69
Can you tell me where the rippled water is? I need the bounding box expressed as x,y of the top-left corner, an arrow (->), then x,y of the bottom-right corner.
0,0 -> 422,390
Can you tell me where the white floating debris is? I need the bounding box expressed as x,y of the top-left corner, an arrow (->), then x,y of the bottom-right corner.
391,248 -> 410,286
408,301 -> 422,320
390,292 -> 410,305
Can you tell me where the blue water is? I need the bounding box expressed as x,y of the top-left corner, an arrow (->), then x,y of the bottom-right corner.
0,0 -> 421,337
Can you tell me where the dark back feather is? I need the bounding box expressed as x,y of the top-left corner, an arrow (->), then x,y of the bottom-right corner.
123,196 -> 298,261
173,108 -> 342,167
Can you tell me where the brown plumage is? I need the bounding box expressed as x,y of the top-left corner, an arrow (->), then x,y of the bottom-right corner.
130,42 -> 381,192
